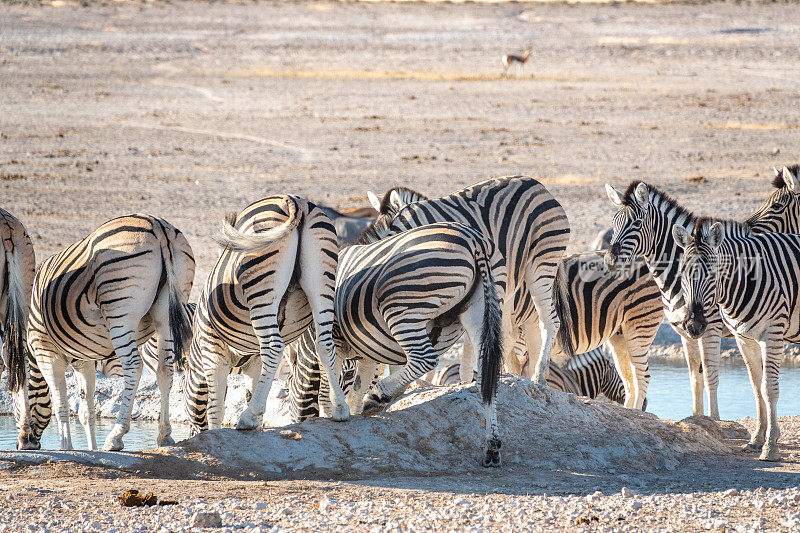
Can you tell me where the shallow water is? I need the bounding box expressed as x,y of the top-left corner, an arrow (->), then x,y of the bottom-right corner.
0,415 -> 192,452
1,364 -> 799,452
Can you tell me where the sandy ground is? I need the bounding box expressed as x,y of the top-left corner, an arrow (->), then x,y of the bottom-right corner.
2,1 -> 800,530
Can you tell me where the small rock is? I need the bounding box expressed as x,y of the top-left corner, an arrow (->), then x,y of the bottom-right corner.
453,497 -> 470,506
620,487 -> 634,498
723,489 -> 739,498
192,511 -> 223,528
629,501 -> 642,511
771,148 -> 781,156
254,502 -> 268,510
319,497 -> 332,513
753,500 -> 765,510
713,518 -> 727,529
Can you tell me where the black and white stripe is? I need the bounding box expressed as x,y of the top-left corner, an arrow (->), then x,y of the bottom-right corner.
181,195 -> 349,434
289,222 -> 505,467
605,173 -> 800,420
22,214 -> 194,451
673,218 -> 800,461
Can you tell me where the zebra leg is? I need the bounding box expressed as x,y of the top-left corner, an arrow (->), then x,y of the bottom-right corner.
237,332 -> 284,430
459,294 -> 502,468
362,319 -> 438,416
150,289 -> 178,446
346,359 -> 379,416
698,328 -> 722,420
758,331 -> 783,462
525,278 -> 560,386
606,334 -> 637,409
204,356 -> 233,430
37,354 -> 73,450
73,361 -> 97,451
736,336 -> 767,450
680,336 -> 705,416
102,326 -> 143,452
460,336 -> 477,384
19,351 -> 51,450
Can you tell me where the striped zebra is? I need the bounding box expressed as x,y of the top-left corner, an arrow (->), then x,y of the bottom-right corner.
181,195 -> 349,434
605,171 -> 800,419
0,209 -> 38,450
372,186 -> 660,409
362,176 -> 569,386
289,222 -> 505,467
21,214 -> 194,451
672,218 -> 800,461
435,348 -> 627,405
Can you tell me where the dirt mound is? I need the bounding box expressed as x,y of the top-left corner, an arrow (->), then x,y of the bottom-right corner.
158,377 -> 732,480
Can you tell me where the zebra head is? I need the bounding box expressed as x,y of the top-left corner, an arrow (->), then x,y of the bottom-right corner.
605,182 -> 652,270
745,165 -> 800,234
673,222 -> 724,338
359,187 -> 428,244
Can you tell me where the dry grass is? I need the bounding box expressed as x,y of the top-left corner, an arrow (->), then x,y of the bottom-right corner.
709,123 -> 800,131
230,68 -> 598,83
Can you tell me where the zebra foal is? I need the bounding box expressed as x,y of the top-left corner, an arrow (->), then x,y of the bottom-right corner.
182,195 -> 349,433
21,214 -> 194,451
673,219 -> 800,461
290,222 -> 505,467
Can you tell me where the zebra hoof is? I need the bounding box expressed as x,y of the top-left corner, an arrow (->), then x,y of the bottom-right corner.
235,411 -> 260,430
361,393 -> 389,417
482,437 -> 502,468
743,442 -> 763,452
331,403 -> 350,422
103,436 -> 124,452
758,445 -> 781,462
17,435 -> 40,451
157,435 -> 175,447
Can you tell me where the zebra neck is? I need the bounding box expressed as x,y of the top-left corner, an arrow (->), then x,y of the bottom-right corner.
643,202 -> 697,316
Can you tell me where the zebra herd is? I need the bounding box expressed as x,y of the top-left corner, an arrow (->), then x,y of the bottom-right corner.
1,170 -> 798,465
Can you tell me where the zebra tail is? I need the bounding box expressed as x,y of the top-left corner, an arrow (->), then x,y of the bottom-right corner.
5,249 -> 27,393
213,198 -> 301,253
160,240 -> 193,372
474,241 -> 503,406
551,263 -> 575,359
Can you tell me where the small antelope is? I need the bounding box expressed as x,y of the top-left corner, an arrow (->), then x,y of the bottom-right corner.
502,49 -> 531,78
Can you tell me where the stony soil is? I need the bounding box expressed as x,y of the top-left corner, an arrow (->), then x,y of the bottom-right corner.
2,1 -> 800,531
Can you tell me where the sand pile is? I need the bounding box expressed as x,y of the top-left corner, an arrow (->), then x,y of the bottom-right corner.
160,377 -> 733,480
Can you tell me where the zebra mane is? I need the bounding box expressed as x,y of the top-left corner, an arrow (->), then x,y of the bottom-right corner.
692,216 -> 751,241
621,180 -> 694,221
771,164 -> 800,189
356,187 -> 429,245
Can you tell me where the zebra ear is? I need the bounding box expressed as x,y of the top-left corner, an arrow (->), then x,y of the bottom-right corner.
389,189 -> 404,208
634,183 -> 649,209
367,191 -> 382,212
783,166 -> 799,192
672,224 -> 692,249
707,222 -> 724,249
605,184 -> 622,206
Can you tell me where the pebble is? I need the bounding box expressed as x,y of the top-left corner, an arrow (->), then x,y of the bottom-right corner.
191,511 -> 222,528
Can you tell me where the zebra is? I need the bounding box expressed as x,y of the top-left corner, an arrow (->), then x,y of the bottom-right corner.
672,218 -> 800,461
289,221 -> 505,467
605,173 -> 800,419
371,186 -> 659,409
361,175 -> 570,386
20,214 -> 194,451
434,347 -> 627,405
181,195 -> 349,434
316,204 -> 375,247
0,209 -> 38,451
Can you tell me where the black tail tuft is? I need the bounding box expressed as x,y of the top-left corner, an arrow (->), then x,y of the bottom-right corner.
169,296 -> 192,372
551,265 -> 574,359
475,243 -> 503,406
5,256 -> 27,393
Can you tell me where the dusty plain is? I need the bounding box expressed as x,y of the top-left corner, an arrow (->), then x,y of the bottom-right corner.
2,1 -> 800,531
